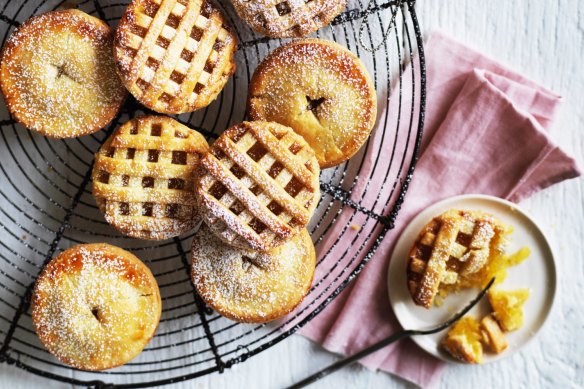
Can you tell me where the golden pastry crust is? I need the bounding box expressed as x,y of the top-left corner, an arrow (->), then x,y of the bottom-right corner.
195,121 -> 320,251
191,225 -> 316,323
114,0 -> 237,114
248,39 -> 377,168
92,116 -> 209,240
407,209 -> 508,308
231,0 -> 347,38
0,9 -> 127,138
480,314 -> 508,354
32,243 -> 161,371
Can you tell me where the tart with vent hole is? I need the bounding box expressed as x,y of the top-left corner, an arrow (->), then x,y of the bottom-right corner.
195,121 -> 320,251
114,0 -> 237,114
191,224 -> 316,323
32,243 -> 161,370
248,38 -> 377,168
0,9 -> 127,138
230,0 -> 347,38
92,116 -> 208,240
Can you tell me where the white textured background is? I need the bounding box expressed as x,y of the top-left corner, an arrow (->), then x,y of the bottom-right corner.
2,0 -> 583,388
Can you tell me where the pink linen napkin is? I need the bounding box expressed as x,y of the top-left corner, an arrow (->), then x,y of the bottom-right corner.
299,31 -> 581,387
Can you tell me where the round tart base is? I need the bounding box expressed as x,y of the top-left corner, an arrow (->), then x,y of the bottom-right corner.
191,225 -> 316,323
32,243 -> 161,371
248,38 -> 377,168
0,9 -> 127,138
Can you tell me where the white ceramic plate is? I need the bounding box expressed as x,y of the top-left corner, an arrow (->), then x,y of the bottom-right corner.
387,194 -> 557,363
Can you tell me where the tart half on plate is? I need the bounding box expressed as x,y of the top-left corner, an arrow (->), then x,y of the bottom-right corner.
407,209 -> 510,308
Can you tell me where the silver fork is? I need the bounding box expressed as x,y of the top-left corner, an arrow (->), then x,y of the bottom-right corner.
288,277 -> 496,388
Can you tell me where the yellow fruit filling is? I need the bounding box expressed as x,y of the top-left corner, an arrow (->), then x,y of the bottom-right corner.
442,316 -> 483,364
437,219 -> 530,301
468,246 -> 531,288
487,288 -> 530,332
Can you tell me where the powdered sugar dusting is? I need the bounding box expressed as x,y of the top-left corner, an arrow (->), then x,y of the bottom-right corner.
92,116 -> 209,240
113,0 -> 237,114
0,10 -> 127,138
248,39 -> 377,167
231,0 -> 346,38
191,225 -> 315,323
32,243 -> 161,370
195,121 -> 320,251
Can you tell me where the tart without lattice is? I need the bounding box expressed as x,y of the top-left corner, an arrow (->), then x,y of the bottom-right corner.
248,39 -> 377,168
407,209 -> 510,308
114,0 -> 237,114
195,121 -> 320,251
0,9 -> 127,138
230,0 -> 347,38
92,116 -> 208,240
191,224 -> 316,323
32,243 -> 161,370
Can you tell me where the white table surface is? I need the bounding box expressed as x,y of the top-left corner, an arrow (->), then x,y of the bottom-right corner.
2,0 -> 583,388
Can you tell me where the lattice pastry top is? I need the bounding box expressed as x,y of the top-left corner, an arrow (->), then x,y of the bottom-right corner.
231,0 -> 347,38
114,0 -> 237,114
92,116 -> 209,240
407,209 -> 508,308
195,121 -> 320,251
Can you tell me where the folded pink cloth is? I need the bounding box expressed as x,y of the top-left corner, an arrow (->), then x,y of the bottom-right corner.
299,31 -> 581,387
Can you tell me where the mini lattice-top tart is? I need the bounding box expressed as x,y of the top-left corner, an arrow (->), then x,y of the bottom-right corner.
0,9 -> 127,138
407,209 -> 511,308
195,121 -> 320,251
248,39 -> 377,168
114,0 -> 237,114
191,224 -> 316,323
230,0 -> 347,38
92,115 -> 208,240
32,243 -> 161,370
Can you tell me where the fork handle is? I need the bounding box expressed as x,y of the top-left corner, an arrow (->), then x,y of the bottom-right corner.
286,330 -> 415,389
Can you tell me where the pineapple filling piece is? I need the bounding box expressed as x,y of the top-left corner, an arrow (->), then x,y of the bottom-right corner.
442,316 -> 483,364
442,289 -> 530,363
488,288 -> 530,332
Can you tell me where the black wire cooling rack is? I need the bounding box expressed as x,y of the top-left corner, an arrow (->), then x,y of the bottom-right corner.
0,0 -> 425,387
